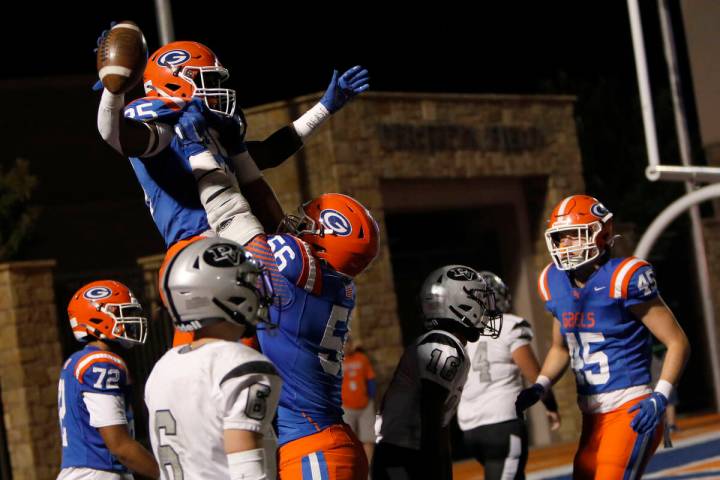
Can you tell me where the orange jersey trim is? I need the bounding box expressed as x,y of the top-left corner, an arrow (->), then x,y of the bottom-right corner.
74,351 -> 127,383
538,263 -> 553,302
610,257 -> 650,299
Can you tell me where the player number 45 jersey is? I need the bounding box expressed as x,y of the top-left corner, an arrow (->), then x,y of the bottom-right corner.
538,256 -> 658,398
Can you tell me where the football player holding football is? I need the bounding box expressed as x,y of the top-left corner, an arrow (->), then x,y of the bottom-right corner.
94,26 -> 368,261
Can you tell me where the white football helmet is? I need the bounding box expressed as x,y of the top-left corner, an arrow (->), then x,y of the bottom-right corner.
420,265 -> 502,340
160,238 -> 273,333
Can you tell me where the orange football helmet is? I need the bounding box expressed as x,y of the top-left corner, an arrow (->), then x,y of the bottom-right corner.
545,195 -> 614,271
281,193 -> 380,278
67,280 -> 147,346
143,41 -> 236,116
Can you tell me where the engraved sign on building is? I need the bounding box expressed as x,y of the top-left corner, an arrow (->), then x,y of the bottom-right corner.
378,124 -> 546,153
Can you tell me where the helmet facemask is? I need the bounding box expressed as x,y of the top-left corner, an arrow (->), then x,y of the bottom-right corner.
179,66 -> 236,117
545,221 -> 605,271
211,258 -> 275,333
279,203 -> 331,238
455,285 -> 503,340
98,299 -> 148,346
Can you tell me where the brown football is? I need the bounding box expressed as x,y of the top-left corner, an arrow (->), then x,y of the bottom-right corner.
96,21 -> 148,94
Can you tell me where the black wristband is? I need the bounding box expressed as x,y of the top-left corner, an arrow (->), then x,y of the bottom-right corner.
541,391 -> 559,412
246,126 -> 303,170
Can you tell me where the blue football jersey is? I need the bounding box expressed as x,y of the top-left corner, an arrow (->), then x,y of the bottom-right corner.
538,257 -> 659,396
58,346 -> 133,471
124,96 -> 241,247
246,234 -> 355,446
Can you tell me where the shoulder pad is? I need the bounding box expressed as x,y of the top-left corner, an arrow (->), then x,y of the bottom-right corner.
220,360 -> 278,386
538,263 -> 554,302
508,317 -> 534,342
266,234 -> 322,294
124,96 -> 187,124
416,333 -> 466,385
74,351 -> 128,390
417,331 -> 462,351
609,257 -> 652,299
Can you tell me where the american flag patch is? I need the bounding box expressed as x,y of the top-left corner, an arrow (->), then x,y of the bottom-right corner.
345,284 -> 354,299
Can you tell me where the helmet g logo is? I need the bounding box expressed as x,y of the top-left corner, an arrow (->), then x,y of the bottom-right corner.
590,203 -> 610,218
157,49 -> 191,67
447,267 -> 479,281
204,243 -> 244,267
320,209 -> 352,236
83,286 -> 112,300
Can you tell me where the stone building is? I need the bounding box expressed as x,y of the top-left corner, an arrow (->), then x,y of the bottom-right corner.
0,90 -> 647,477
247,91 -> 587,444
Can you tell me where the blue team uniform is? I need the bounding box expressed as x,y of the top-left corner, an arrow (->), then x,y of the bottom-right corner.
58,346 -> 133,471
538,256 -> 659,396
246,234 -> 355,446
123,96 -> 240,248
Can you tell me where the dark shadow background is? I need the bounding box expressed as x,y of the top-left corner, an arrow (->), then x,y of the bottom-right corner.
0,0 -> 712,419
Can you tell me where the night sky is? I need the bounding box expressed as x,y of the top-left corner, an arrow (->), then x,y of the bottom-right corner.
5,3 -> 653,106
1,1 -> 698,272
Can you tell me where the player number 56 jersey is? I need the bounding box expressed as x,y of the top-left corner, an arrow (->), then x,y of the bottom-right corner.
376,330 -> 469,450
247,234 -> 356,446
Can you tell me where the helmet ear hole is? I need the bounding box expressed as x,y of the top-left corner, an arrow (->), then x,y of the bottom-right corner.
228,296 -> 246,305
311,243 -> 326,253
89,318 -> 104,325
164,83 -> 181,92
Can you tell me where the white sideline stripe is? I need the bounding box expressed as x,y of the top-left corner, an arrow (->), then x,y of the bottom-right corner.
112,23 -> 141,33
526,464 -> 573,479
525,430 -> 720,480
644,454 -> 720,478
99,66 -> 132,79
659,430 -> 720,449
